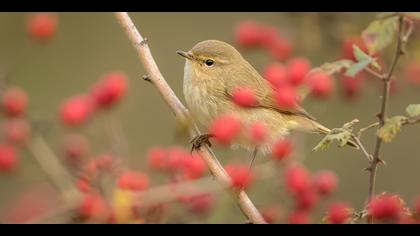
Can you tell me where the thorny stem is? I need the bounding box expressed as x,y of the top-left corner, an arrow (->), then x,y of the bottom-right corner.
366,14 -> 407,224
114,12 -> 266,224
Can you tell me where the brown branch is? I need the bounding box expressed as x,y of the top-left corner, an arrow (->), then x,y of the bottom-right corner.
366,15 -> 406,224
114,12 -> 266,224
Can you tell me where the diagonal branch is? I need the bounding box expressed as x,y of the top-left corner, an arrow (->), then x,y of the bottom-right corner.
114,12 -> 266,224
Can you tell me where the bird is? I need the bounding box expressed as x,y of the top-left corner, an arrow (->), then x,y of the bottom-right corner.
177,40 -> 356,164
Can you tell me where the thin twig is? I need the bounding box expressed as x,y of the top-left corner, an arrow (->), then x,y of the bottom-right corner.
351,135 -> 372,162
366,15 -> 406,224
114,12 -> 266,224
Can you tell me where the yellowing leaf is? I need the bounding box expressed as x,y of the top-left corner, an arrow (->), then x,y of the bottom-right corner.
313,128 -> 352,151
317,59 -> 354,75
113,189 -> 136,223
362,16 -> 398,54
377,116 -> 407,142
406,104 -> 420,117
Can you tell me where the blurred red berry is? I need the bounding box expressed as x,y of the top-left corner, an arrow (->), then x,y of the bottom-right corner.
4,119 -> 31,145
118,171 -> 149,192
285,165 -> 311,195
405,61 -> 420,84
341,73 -> 363,99
327,202 -> 352,224
96,154 -> 114,171
0,144 -> 18,172
272,139 -> 292,161
79,194 -> 109,219
63,134 -> 89,164
231,87 -> 258,107
288,210 -> 310,224
234,21 -> 263,48
225,164 -> 254,190
259,25 -> 280,46
248,121 -> 267,144
313,171 -> 338,196
261,205 -> 282,224
187,193 -> 215,216
167,146 -> 189,172
368,194 -> 403,221
209,114 -> 242,145
60,95 -> 94,127
275,85 -> 299,108
76,178 -> 91,193
263,63 -> 288,89
287,57 -> 311,86
91,72 -> 128,108
268,37 -> 292,61
27,13 -> 58,43
342,36 -> 369,61
148,147 -> 169,171
2,87 -> 28,117
308,71 -> 334,98
295,188 -> 319,211
183,153 -> 207,180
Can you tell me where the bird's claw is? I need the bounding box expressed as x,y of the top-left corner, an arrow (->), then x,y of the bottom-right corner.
190,134 -> 213,153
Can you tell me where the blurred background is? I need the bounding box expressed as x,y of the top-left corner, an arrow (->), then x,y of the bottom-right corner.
0,12 -> 419,224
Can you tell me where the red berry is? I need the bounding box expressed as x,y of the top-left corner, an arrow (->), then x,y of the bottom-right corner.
76,179 -> 91,193
209,114 -> 242,145
167,146 -> 189,172
259,25 -> 280,46
295,188 -> 319,211
342,36 -> 369,61
287,58 -> 311,86
147,147 -> 169,171
96,154 -> 115,171
275,85 -> 299,108
91,72 -> 128,108
187,193 -> 215,216
234,21 -> 263,48
118,171 -> 149,192
272,139 -> 292,161
263,63 -> 288,89
27,13 -> 58,43
225,164 -> 254,190
308,72 -> 334,98
285,165 -> 311,194
288,210 -> 310,224
63,134 -> 89,164
231,87 -> 258,107
313,171 -> 338,196
327,202 -> 352,224
268,37 -> 292,61
60,95 -> 94,127
405,61 -> 420,84
4,119 -> 31,145
261,205 -> 282,224
79,194 -> 109,219
2,87 -> 28,117
248,121 -> 267,144
368,194 -> 403,221
0,144 -> 18,172
183,153 -> 207,180
342,73 -> 363,99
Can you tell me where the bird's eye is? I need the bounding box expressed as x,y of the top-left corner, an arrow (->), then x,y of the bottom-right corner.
205,59 -> 215,66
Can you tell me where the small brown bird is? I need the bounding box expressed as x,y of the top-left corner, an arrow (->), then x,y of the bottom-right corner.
177,40 -> 355,162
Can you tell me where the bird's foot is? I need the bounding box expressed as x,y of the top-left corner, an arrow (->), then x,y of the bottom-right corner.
190,134 -> 213,152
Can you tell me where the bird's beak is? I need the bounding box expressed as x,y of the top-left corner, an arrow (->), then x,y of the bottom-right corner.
176,50 -> 194,60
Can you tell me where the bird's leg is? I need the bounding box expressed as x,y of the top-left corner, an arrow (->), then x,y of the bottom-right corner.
248,147 -> 258,170
190,134 -> 214,152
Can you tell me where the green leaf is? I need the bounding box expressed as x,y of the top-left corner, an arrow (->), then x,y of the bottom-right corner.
317,59 -> 354,75
406,104 -> 420,118
362,16 -> 398,54
313,128 -> 352,151
345,59 -> 371,77
353,45 -> 381,70
376,116 -> 407,142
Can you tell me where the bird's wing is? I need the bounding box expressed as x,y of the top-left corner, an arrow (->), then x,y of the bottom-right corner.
224,61 -> 316,121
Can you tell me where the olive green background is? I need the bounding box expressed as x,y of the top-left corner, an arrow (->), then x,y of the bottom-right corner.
0,13 -> 419,223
